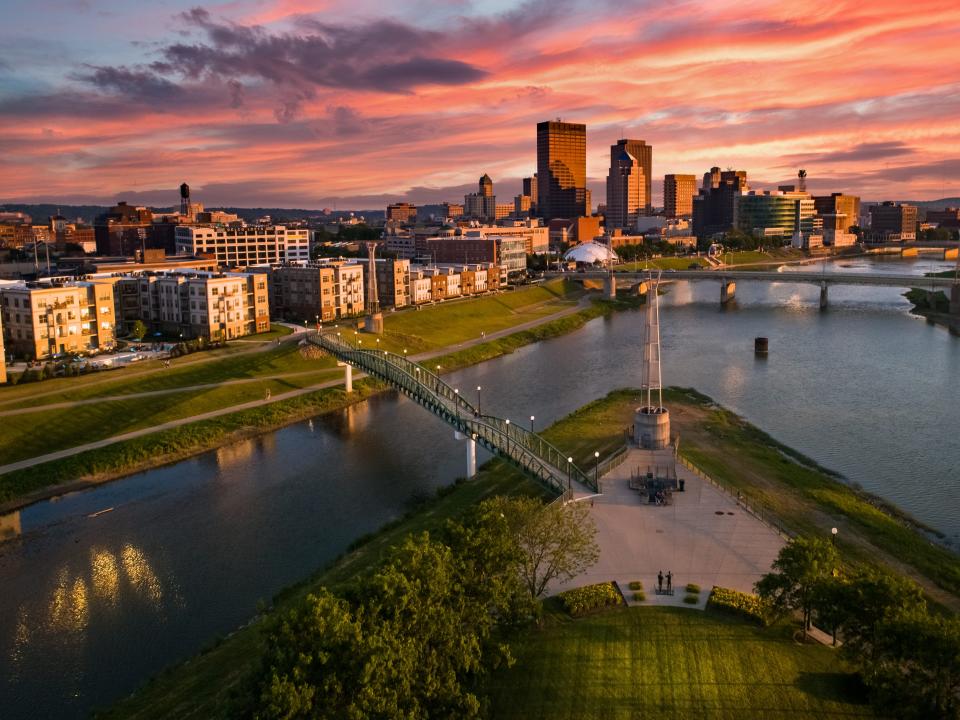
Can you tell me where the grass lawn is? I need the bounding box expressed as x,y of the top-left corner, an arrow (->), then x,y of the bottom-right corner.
485,605 -> 872,720
617,257 -> 707,271
382,279 -> 581,350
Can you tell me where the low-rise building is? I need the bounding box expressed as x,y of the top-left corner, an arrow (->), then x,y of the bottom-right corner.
175,224 -> 310,266
268,261 -> 366,322
0,279 -> 116,359
362,258 -> 410,309
386,203 -> 418,224
112,271 -> 269,339
415,234 -> 526,275
869,202 -> 918,241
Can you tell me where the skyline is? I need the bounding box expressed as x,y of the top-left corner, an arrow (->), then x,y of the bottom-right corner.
2,0 -> 960,208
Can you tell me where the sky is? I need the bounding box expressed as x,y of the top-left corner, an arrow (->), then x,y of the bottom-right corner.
1,0 -> 959,209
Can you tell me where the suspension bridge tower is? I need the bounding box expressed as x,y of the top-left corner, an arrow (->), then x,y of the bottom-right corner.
634,271 -> 671,449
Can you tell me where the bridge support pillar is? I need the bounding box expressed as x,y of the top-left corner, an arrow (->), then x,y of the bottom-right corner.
455,431 -> 477,477
820,282 -> 829,311
720,280 -> 736,304
951,285 -> 960,316
338,362 -> 353,392
604,275 -> 617,299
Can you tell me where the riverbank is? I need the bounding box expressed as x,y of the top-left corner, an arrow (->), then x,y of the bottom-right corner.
905,270 -> 960,333
98,386 -> 942,719
0,292 -> 641,513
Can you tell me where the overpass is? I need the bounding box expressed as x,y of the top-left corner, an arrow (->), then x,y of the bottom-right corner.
563,268 -> 960,311
307,332 -> 595,496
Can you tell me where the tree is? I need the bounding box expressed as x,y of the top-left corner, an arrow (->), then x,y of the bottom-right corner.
130,320 -> 147,341
836,568 -> 926,661
487,495 -> 599,598
865,614 -> 960,719
755,536 -> 838,635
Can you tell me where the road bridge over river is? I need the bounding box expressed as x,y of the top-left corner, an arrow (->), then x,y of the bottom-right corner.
560,268 -> 960,312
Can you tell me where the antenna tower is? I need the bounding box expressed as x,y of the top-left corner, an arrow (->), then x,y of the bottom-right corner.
366,242 -> 380,315
798,169 -> 807,193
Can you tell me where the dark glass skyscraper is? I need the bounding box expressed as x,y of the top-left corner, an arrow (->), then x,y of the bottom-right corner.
537,121 -> 586,221
611,139 -> 652,215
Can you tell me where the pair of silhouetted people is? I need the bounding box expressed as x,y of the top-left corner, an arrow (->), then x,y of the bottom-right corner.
657,570 -> 673,594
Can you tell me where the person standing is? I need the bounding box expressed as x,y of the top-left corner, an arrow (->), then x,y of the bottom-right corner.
657,570 -> 664,594
666,571 -> 673,593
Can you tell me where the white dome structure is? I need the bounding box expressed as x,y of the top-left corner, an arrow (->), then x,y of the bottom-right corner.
563,242 -> 618,265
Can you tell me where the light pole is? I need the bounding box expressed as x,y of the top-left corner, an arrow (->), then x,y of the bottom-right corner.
567,456 -> 573,489
476,385 -> 482,415
594,450 -> 600,486
454,388 -> 460,420
831,527 -> 838,545
530,415 -> 535,432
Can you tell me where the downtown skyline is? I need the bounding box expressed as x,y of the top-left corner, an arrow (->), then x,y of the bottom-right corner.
2,0 -> 959,208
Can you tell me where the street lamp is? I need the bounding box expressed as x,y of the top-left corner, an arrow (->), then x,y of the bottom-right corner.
594,450 -> 600,486
505,419 -> 511,455
831,527 -> 838,545
476,385 -> 482,415
454,388 -> 460,419
567,456 -> 573,489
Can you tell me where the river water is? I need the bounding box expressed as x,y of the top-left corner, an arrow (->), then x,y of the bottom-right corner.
1,256 -> 957,718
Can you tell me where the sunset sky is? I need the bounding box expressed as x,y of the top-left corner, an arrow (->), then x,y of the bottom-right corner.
2,0 -> 959,209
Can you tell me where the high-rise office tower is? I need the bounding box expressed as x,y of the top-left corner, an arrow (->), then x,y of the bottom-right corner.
537,121 -> 587,221
465,174 -> 497,220
606,147 -> 644,230
522,174 -> 538,214
692,168 -> 749,240
479,173 -> 494,197
611,140 -> 652,215
664,174 -> 697,218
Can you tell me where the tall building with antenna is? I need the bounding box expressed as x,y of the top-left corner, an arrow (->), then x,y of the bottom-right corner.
634,272 -> 671,449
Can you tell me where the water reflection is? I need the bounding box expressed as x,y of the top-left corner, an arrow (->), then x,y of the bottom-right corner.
0,511 -> 21,540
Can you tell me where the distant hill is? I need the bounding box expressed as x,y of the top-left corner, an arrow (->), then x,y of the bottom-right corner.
0,203 -> 385,225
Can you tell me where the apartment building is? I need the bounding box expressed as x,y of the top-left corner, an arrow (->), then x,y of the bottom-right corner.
361,258 -> 411,309
269,261 -> 366,322
113,271 -> 269,340
0,279 -> 116,360
408,263 -> 500,304
175,225 -> 310,267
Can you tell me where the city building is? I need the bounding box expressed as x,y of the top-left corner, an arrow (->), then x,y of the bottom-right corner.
94,202 -> 156,256
464,174 -> 497,221
438,202 -> 464,220
606,144 -> 645,230
362,258 -> 411,309
819,213 -> 858,247
384,231 -> 416,259
522,175 -> 538,214
514,194 -> 532,217
926,207 -> 960,228
611,139 -> 652,215
869,202 -> 918,241
663,174 -> 697,218
112,271 -> 269,339
468,220 -> 548,254
386,203 -> 418,224
175,224 -> 310,267
416,235 -> 526,275
536,120 -> 587,221
548,216 -> 603,247
0,279 -> 116,359
813,193 -> 861,233
734,190 -> 816,240
407,262 -> 501,304
692,168 -> 749,240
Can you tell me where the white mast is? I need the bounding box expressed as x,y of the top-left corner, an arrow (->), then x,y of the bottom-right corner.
640,270 -> 663,410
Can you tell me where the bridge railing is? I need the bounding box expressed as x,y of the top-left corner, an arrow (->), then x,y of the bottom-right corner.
308,333 -> 596,494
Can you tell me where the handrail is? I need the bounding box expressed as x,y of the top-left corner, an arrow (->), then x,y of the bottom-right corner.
308,332 -> 597,494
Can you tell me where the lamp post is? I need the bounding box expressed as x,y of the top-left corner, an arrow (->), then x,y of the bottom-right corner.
594,450 -> 600,486
530,415 -> 535,432
454,388 -> 460,420
567,456 -> 573,489
505,418 -> 510,455
831,527 -> 838,545
476,385 -> 482,415
315,314 -> 320,333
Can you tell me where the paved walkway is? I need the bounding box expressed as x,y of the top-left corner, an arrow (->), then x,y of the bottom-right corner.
554,446 -> 785,607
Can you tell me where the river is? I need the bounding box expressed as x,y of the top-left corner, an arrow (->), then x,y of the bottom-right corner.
1,256 -> 957,719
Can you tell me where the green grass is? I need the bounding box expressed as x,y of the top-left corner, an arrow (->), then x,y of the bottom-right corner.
617,257 -> 707,271
484,606 -> 872,719
382,279 -> 581,350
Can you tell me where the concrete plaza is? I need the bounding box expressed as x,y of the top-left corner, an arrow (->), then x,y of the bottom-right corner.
558,447 -> 785,608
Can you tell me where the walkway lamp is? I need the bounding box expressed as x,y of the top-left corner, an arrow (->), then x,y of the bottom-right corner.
567,456 -> 573,489
530,415 -> 535,432
505,419 -> 510,454
476,385 -> 482,415
594,450 -> 600,485
831,527 -> 838,545
454,388 -> 460,420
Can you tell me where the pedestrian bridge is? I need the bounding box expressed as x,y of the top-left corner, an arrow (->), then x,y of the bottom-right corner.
307,332 -> 595,495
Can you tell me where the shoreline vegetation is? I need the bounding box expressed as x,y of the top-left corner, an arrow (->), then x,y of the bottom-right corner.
905,269 -> 959,333
99,387 -> 957,719
0,289 -> 641,513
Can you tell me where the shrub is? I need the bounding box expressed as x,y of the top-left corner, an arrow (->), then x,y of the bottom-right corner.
685,583 -> 701,594
683,594 -> 699,604
628,581 -> 643,591
558,582 -> 622,617
632,591 -> 646,602
708,586 -> 768,625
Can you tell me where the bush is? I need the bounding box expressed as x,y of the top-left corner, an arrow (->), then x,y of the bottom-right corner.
632,591 -> 646,602
628,581 -> 643,591
685,583 -> 701,594
558,582 -> 622,617
708,586 -> 768,625
683,594 -> 699,604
